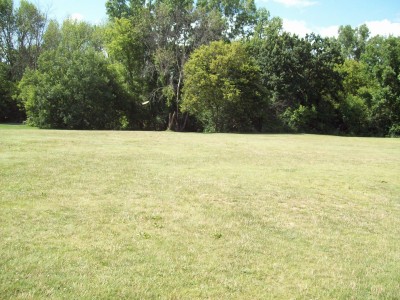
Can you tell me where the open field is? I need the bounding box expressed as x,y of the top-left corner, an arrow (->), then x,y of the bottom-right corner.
1,125 -> 399,299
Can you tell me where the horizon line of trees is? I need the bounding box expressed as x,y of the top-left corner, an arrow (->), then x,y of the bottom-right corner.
1,0 -> 399,136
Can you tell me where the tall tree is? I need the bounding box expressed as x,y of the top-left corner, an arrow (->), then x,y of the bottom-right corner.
0,0 -> 15,68
0,0 -> 47,122
0,0 -> 46,79
106,0 -> 131,19
338,24 -> 370,60
362,36 -> 400,135
14,0 -> 46,77
105,0 -> 259,131
249,26 -> 344,133
196,0 -> 257,39
335,59 -> 377,134
105,0 -> 221,130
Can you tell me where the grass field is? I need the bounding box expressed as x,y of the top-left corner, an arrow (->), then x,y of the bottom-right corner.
1,124 -> 399,299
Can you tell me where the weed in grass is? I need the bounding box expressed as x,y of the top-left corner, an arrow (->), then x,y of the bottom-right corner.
212,232 -> 223,240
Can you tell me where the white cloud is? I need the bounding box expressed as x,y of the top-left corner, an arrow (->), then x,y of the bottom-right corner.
69,13 -> 85,22
278,18 -> 400,39
318,25 -> 340,38
283,18 -> 338,37
282,19 -> 312,37
365,19 -> 400,37
273,0 -> 318,8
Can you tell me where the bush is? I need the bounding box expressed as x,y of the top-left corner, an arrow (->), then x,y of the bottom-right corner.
281,105 -> 318,133
182,41 -> 265,132
19,49 -> 130,129
388,124 -> 400,137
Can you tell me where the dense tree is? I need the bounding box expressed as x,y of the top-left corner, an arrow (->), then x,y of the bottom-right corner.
196,0 -> 258,39
338,24 -> 369,61
0,0 -> 47,122
362,36 -> 400,136
249,27 -> 344,133
106,0 -> 132,19
0,1 -> 398,136
335,59 -> 376,134
302,34 -> 344,132
0,0 -> 15,68
0,62 -> 18,122
42,20 -> 60,51
182,41 -> 263,132
334,25 -> 400,136
18,20 -> 131,129
104,0 -> 261,131
14,0 -> 46,76
0,0 -> 46,79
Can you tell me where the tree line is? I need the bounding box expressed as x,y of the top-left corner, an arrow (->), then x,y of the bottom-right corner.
1,0 -> 399,136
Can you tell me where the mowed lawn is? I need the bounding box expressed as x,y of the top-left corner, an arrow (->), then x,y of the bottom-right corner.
1,125 -> 399,299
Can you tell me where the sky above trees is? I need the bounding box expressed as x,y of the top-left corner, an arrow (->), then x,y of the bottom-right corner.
13,0 -> 400,37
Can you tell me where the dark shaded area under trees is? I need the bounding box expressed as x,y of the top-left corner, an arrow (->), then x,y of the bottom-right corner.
1,0 -> 399,136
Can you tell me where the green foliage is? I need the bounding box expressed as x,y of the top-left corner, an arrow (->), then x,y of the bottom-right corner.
335,60 -> 377,134
103,0 -> 261,131
0,62 -> 20,122
18,20 -> 131,129
0,0 -> 47,79
105,16 -> 147,86
182,41 -> 264,132
367,37 -> 400,135
249,30 -> 344,133
19,50 -> 124,129
14,0 -> 46,72
282,105 -> 317,132
388,124 -> 400,137
106,0 -> 147,19
106,0 -> 131,19
0,0 -> 47,121
1,1 -> 399,136
196,0 -> 258,38
338,94 -> 369,135
42,20 -> 61,51
334,34 -> 400,136
0,0 -> 15,67
338,24 -> 369,60
105,18 -> 149,125
337,59 -> 375,96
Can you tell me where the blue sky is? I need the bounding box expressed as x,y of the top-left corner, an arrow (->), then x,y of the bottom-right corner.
257,0 -> 400,36
15,0 -> 400,37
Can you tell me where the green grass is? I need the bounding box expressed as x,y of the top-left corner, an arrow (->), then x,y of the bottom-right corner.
1,124 -> 399,299
0,123 -> 37,130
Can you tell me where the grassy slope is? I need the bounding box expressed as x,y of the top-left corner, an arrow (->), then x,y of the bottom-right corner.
1,125 -> 399,299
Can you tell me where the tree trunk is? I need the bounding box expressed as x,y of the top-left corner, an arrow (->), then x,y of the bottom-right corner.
181,113 -> 188,131
168,111 -> 176,131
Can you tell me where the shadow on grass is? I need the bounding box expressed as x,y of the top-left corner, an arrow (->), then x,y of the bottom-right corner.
0,123 -> 37,130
